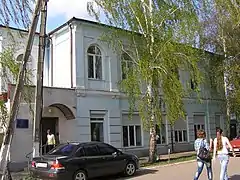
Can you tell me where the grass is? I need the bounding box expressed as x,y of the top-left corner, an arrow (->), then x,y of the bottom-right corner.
140,155 -> 196,167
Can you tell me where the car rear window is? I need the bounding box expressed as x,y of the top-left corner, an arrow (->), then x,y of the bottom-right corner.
48,144 -> 77,156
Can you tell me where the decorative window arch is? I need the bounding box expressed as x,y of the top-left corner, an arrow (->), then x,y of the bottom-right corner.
87,45 -> 102,79
16,54 -> 33,84
121,52 -> 133,80
16,54 -> 24,63
16,54 -> 32,64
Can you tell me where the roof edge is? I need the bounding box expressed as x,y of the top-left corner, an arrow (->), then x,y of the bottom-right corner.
0,24 -> 40,34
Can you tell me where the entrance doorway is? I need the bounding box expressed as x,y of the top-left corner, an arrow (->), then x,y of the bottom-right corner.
40,117 -> 58,155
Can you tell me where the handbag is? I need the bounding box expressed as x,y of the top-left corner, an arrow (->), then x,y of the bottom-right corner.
198,139 -> 211,161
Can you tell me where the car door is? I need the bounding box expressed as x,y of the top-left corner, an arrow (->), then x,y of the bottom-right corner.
97,143 -> 126,175
82,144 -> 106,178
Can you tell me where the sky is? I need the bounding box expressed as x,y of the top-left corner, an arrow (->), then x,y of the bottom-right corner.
47,0 -> 100,32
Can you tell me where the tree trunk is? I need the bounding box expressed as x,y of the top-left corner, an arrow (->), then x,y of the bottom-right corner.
148,123 -> 157,163
0,1 -> 42,179
147,81 -> 157,163
170,125 -> 174,153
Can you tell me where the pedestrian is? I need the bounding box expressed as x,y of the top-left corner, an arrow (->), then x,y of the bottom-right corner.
194,129 -> 213,180
46,129 -> 56,153
213,128 -> 236,180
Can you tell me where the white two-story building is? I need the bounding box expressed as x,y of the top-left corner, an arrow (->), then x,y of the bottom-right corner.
0,26 -> 77,162
2,17 -> 226,163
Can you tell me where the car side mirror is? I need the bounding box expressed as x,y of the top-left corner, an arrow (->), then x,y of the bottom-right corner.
112,152 -> 118,157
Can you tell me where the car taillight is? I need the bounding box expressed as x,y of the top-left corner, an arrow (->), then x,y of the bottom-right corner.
31,161 -> 36,168
50,160 -> 65,170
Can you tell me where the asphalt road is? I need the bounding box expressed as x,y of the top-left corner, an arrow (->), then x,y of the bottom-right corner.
115,157 -> 240,180
11,157 -> 240,179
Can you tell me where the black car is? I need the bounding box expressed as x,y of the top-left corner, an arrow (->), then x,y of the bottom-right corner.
30,142 -> 139,180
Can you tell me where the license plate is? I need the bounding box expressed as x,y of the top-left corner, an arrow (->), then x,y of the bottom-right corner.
36,163 -> 47,168
234,148 -> 239,152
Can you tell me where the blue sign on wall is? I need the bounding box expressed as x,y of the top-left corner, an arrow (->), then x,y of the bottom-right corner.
16,119 -> 29,129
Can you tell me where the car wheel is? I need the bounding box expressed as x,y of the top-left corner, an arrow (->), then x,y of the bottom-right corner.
74,170 -> 87,180
124,161 -> 136,176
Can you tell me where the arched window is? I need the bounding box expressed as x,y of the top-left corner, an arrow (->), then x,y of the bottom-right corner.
121,52 -> 133,79
16,54 -> 32,84
16,54 -> 32,64
16,54 -> 23,63
87,45 -> 102,79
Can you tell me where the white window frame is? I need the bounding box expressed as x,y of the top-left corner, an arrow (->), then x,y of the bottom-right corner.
122,125 -> 142,148
215,113 -> 223,130
14,54 -> 32,84
174,129 -> 188,143
87,46 -> 102,80
156,124 -> 167,145
121,60 -> 133,79
121,52 -> 133,80
90,117 -> 104,142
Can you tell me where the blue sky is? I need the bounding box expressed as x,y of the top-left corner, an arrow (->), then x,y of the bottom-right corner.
47,0 -> 99,32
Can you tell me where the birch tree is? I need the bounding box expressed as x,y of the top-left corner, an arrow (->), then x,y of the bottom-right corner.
0,0 -> 34,149
89,0 -> 203,163
0,1 -> 41,178
0,0 -> 33,28
199,0 -> 240,133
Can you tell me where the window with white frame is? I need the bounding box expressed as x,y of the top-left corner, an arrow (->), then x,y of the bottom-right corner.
90,117 -> 104,142
174,130 -> 187,143
16,54 -> 32,64
14,54 -> 32,83
87,45 -> 102,79
156,124 -> 166,144
121,52 -> 133,79
122,125 -> 141,147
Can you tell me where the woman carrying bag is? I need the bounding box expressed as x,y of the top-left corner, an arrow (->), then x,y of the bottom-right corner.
194,129 -> 213,180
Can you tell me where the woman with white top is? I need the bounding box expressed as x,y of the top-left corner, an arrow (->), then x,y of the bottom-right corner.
46,129 -> 56,153
213,128 -> 236,180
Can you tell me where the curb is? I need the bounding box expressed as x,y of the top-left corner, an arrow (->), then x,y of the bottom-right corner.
139,159 -> 196,170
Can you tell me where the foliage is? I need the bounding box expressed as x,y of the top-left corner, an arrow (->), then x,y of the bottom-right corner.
0,100 -> 8,131
0,48 -> 34,135
89,0 -> 203,126
199,0 -> 240,122
0,0 -> 34,28
88,0 -> 207,163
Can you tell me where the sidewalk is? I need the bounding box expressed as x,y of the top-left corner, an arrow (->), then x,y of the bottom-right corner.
139,151 -> 195,164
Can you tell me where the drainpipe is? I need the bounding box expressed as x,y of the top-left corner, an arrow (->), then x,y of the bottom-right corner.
68,23 -> 73,88
49,36 -> 53,87
206,99 -> 210,140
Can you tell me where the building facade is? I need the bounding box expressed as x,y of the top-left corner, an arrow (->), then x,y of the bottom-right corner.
44,18 -> 226,157
1,17 -> 227,162
0,26 -> 77,162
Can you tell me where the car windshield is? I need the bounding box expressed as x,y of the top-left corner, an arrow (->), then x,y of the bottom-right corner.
48,144 -> 77,156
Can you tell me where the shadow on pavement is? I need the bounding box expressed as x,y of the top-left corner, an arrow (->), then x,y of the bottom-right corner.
94,169 -> 158,180
230,175 -> 240,180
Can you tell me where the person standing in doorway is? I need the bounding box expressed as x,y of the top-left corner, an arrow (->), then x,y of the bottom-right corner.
46,129 -> 56,153
213,128 -> 236,180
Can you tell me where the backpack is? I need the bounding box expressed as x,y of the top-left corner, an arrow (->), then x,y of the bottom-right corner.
197,139 -> 211,161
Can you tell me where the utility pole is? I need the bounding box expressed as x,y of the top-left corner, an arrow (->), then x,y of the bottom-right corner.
0,0 -> 42,179
32,0 -> 48,158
